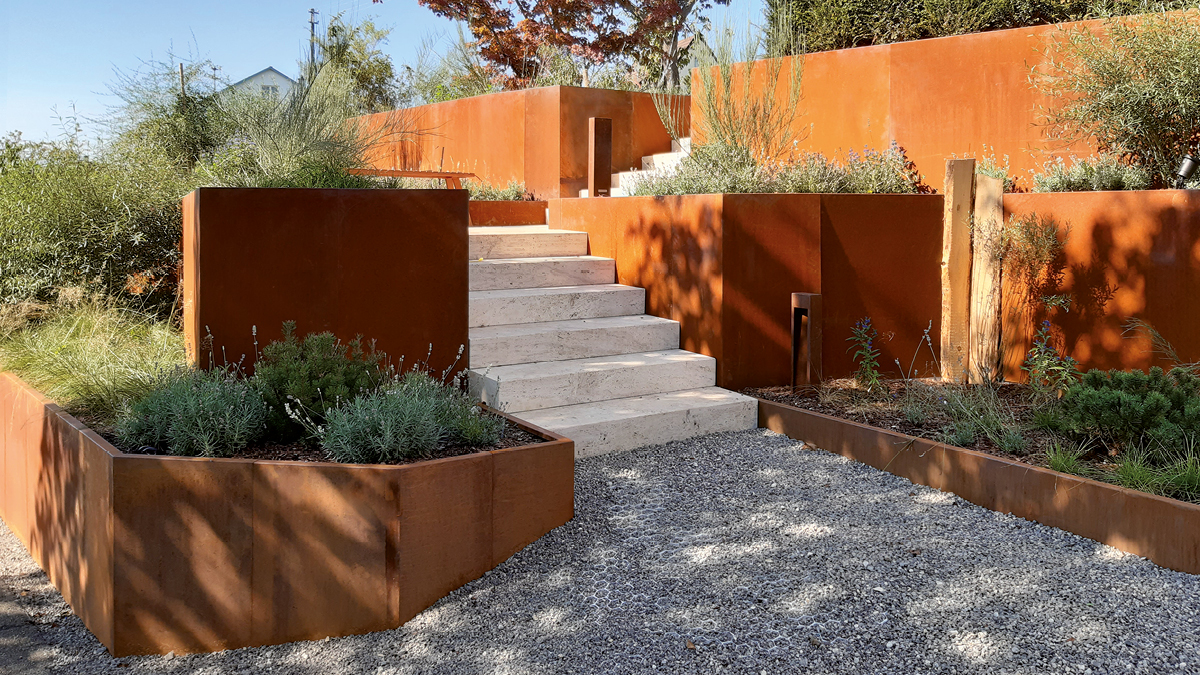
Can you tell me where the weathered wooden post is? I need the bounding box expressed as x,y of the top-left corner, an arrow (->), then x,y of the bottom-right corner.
941,159 -> 975,383
969,174 -> 1004,384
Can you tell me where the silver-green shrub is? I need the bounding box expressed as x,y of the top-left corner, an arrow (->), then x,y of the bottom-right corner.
1039,12 -> 1200,186
320,371 -> 504,464
1032,155 -> 1152,192
116,368 -> 268,457
631,142 -> 924,196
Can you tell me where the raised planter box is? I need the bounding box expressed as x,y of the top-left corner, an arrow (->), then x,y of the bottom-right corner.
758,398 -> 1200,574
0,372 -> 574,656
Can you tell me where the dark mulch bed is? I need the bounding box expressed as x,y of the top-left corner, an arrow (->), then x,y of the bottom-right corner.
743,380 -> 1058,463
99,417 -> 547,466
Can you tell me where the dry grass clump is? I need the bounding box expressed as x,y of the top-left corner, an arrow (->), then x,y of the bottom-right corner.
0,303 -> 184,423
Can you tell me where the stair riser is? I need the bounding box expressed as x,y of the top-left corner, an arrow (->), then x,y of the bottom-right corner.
469,232 -> 588,260
469,259 -> 616,291
470,358 -> 715,412
469,288 -> 644,328
641,152 -> 686,172
469,323 -> 678,368
552,400 -> 758,458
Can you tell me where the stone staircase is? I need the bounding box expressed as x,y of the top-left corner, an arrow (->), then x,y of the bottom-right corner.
580,137 -> 692,198
467,217 -> 757,458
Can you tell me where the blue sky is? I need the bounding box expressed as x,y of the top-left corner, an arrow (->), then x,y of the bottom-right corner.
1,0 -> 763,142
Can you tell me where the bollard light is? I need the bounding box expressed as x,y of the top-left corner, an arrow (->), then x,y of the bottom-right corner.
1176,154 -> 1199,189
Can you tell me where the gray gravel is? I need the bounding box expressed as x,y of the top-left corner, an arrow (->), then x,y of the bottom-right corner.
2,428 -> 1199,674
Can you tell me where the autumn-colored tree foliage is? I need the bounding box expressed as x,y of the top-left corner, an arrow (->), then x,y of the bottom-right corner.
415,0 -> 728,88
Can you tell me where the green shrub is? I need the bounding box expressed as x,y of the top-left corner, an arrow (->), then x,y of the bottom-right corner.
320,370 -> 504,463
1023,320 -> 1081,399
0,304 -> 184,423
253,321 -> 385,438
115,368 -> 268,457
767,0 -> 1197,53
631,142 -> 924,196
942,422 -> 979,447
1032,155 -> 1151,192
1046,439 -> 1089,474
1039,11 -> 1200,186
0,134 -> 192,309
1061,367 -> 1200,450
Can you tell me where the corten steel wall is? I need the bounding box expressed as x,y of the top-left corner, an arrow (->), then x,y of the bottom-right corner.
469,200 -> 548,226
0,373 -> 115,650
359,87 -> 688,200
0,372 -> 574,656
182,188 -> 469,376
1001,191 -> 1200,379
691,20 -> 1102,193
551,193 -> 943,388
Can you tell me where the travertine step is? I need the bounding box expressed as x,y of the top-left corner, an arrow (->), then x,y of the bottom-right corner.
469,256 -> 615,291
469,349 -> 715,413
672,137 -> 692,153
641,151 -> 687,172
469,284 -> 644,328
515,387 -> 758,458
469,225 -> 588,260
468,315 -> 678,368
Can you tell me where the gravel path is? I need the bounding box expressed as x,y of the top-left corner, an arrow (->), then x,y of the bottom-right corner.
2,428 -> 1199,674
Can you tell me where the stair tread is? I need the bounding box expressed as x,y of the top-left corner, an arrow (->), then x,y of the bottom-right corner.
468,225 -> 580,235
471,349 -> 712,381
469,283 -> 640,301
470,314 -> 675,340
515,387 -> 756,429
470,255 -> 611,266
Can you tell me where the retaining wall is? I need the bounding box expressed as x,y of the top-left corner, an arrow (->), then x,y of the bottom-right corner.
551,193 -> 945,388
1002,190 -> 1200,377
182,188 -> 469,376
692,19 -> 1108,192
359,87 -> 688,200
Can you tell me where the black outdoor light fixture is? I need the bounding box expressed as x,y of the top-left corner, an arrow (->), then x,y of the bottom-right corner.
1177,154 -> 1199,189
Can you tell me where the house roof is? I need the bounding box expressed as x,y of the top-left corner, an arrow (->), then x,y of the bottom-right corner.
228,66 -> 296,89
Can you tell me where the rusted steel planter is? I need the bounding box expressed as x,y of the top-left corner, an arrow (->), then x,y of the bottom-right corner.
758,398 -> 1200,575
0,372 -> 574,656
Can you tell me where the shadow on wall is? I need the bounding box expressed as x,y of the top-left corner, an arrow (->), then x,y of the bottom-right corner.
555,193 -> 944,389
1002,191 -> 1200,378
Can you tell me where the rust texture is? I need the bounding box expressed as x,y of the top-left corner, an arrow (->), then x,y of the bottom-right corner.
588,117 -> 613,198
0,373 -> 574,656
690,20 -> 1101,192
759,398 -> 1200,574
358,87 -> 688,200
182,188 -> 470,377
1002,191 -> 1200,377
469,200 -> 547,226
553,193 -> 944,388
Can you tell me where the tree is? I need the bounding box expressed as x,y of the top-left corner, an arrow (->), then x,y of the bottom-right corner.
415,0 -> 729,89
317,13 -> 403,114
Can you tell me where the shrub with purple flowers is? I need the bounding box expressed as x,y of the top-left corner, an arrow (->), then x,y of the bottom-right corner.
847,317 -> 884,393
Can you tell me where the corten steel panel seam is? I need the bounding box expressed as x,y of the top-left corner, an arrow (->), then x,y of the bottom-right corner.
758,398 -> 1200,574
